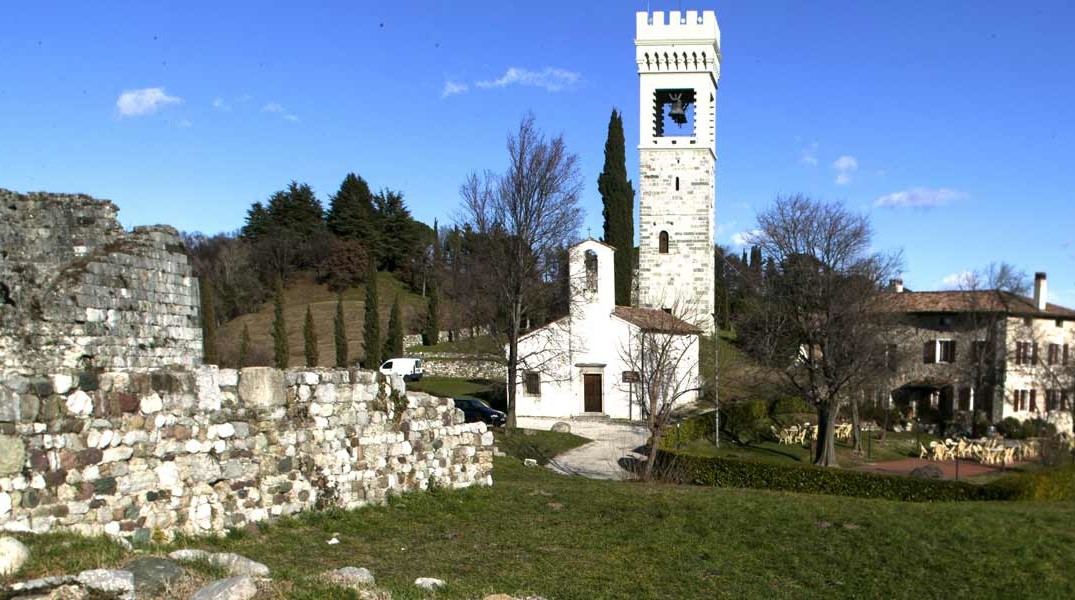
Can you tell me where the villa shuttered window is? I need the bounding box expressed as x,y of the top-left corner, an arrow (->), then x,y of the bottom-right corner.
958,387 -> 972,411
1048,343 -> 1061,365
923,339 -> 955,363
1046,390 -> 1063,411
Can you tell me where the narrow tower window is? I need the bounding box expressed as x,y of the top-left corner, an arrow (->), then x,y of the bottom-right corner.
658,231 -> 669,254
584,250 -> 599,293
674,177 -> 680,191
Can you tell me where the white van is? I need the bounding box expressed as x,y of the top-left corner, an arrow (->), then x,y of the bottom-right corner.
379,357 -> 423,382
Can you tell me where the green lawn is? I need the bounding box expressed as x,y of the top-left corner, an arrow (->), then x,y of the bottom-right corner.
406,376 -> 497,400
6,458 -> 1075,599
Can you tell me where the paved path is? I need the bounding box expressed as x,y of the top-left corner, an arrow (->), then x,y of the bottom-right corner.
517,416 -> 650,480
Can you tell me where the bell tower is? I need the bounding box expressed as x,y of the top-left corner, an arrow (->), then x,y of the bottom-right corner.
635,10 -> 720,333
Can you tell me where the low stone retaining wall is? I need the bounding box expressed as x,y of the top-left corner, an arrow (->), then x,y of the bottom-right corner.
416,353 -> 504,381
0,366 -> 494,540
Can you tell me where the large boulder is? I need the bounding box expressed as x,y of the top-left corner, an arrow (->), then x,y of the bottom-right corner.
0,536 -> 30,576
551,421 -> 572,433
909,464 -> 945,480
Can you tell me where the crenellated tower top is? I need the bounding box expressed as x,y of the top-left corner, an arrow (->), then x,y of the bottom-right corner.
635,11 -> 721,76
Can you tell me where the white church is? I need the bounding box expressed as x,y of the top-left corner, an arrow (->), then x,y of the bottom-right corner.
513,10 -> 720,420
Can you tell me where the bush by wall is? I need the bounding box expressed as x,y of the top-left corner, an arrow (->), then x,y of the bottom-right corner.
655,450 -> 1018,502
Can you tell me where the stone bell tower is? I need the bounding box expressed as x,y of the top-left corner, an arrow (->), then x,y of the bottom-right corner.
635,10 -> 720,333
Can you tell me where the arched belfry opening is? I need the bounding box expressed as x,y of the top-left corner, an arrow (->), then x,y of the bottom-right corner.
584,249 -> 599,293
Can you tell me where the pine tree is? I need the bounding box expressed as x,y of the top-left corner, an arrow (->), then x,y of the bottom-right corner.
199,281 -> 218,364
423,283 -> 439,346
326,173 -> 379,246
271,279 -> 289,368
383,296 -> 403,359
597,109 -> 636,306
238,323 -> 250,368
303,305 -> 319,366
361,260 -> 381,368
374,189 -> 419,272
334,293 -> 348,367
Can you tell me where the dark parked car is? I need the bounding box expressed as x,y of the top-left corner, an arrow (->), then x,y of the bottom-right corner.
453,397 -> 506,427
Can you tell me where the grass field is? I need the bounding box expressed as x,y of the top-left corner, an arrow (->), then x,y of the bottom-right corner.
216,271 -> 429,368
6,458 -> 1075,599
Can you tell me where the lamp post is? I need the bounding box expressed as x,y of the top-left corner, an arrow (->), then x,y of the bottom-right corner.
713,312 -> 720,448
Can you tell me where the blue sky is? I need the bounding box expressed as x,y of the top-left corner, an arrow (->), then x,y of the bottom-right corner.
2,1 -> 1073,305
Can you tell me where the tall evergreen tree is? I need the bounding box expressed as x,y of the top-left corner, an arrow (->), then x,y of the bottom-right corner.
334,293 -> 348,367
383,296 -> 403,359
271,279 -> 289,368
303,305 -> 319,366
238,323 -> 250,368
326,173 -> 379,246
597,109 -> 636,306
199,281 -> 218,364
361,260 -> 381,368
423,283 -> 440,346
374,189 -> 419,272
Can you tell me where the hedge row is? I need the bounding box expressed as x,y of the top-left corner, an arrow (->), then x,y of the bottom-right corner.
656,451 -> 1018,502
989,466 -> 1075,501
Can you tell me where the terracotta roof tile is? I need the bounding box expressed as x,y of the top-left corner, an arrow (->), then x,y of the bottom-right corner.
881,290 -> 1075,319
612,306 -> 702,334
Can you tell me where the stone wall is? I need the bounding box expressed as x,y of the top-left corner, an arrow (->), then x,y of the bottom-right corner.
415,353 -> 504,381
0,366 -> 493,540
0,189 -> 202,373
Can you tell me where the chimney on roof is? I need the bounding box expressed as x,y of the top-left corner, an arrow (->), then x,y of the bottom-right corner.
1034,272 -> 1047,310
890,278 -> 904,293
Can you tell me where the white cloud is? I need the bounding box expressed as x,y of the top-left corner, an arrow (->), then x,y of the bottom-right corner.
799,142 -> 818,167
941,270 -> 976,289
262,102 -> 298,122
212,97 -> 230,111
875,187 -> 967,209
115,87 -> 182,117
475,67 -> 581,92
832,155 -> 858,185
730,229 -> 760,248
441,80 -> 469,98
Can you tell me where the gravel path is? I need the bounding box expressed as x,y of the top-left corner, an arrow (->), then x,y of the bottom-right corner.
516,416 -> 650,480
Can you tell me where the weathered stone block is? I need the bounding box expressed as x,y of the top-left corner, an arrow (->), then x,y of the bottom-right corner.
0,436 -> 26,476
237,368 -> 286,409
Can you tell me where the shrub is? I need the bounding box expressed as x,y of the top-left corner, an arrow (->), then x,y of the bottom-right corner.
655,450 -> 1016,502
997,417 -> 1025,439
318,239 -> 370,292
661,412 -> 716,450
770,396 -> 812,416
988,466 -> 1075,501
724,400 -> 768,444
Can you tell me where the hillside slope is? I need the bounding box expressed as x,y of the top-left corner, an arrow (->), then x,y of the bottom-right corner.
216,271 -> 429,367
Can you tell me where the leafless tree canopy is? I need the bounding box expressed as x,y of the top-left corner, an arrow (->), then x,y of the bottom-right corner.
456,114 -> 583,427
739,194 -> 902,466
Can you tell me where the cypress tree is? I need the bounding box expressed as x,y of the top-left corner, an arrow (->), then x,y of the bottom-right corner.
238,323 -> 250,368
383,296 -> 403,359
334,293 -> 348,367
423,283 -> 439,346
361,261 -> 381,368
271,278 -> 289,368
597,108 -> 636,306
199,281 -> 218,364
303,305 -> 319,366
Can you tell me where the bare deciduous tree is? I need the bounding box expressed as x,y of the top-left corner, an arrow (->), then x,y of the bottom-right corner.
619,300 -> 702,481
457,114 -> 583,428
739,194 -> 901,467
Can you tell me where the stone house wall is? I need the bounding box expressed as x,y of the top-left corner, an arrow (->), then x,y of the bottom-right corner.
0,189 -> 202,372
0,366 -> 494,540
414,353 -> 504,381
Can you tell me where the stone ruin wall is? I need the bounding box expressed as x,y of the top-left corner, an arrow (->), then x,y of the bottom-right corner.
0,365 -> 494,540
0,189 -> 202,373
0,189 -> 494,540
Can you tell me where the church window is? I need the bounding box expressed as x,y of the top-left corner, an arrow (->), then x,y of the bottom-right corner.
584,250 -> 598,293
524,372 -> 540,395
658,231 -> 669,254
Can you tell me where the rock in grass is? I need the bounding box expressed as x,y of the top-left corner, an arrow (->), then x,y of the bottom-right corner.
121,557 -> 184,595
75,568 -> 135,598
551,421 -> 571,433
168,548 -> 211,562
910,464 -> 945,480
523,458 -> 538,467
0,536 -> 30,576
191,576 -> 258,600
414,577 -> 445,590
210,552 -> 270,577
323,566 -> 376,588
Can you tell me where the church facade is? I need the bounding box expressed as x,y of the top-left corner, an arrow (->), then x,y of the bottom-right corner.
513,10 -> 720,420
